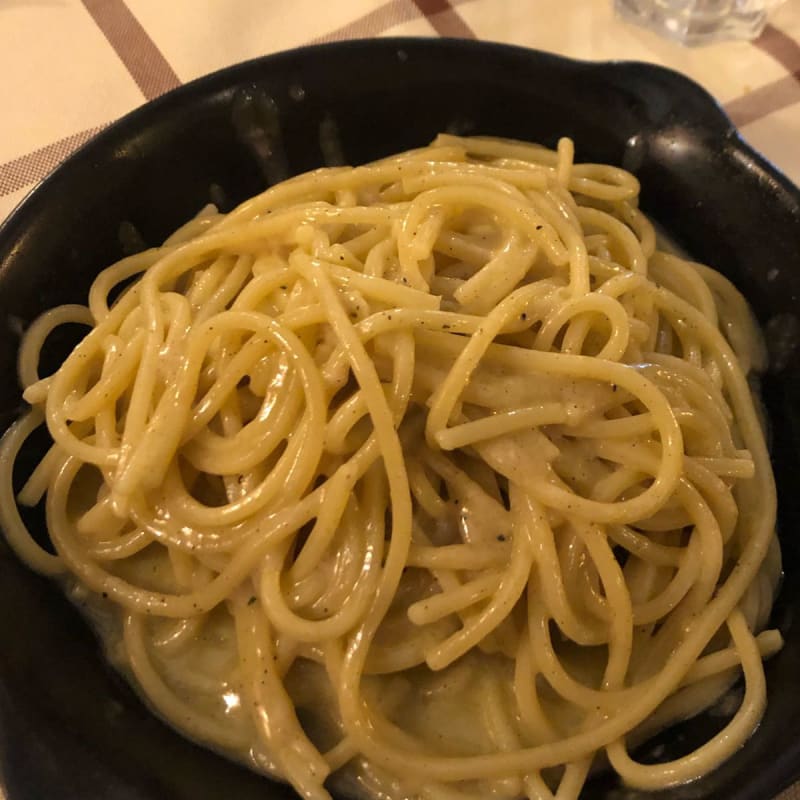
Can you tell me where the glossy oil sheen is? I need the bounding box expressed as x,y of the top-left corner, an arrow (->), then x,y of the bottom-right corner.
0,38 -> 799,800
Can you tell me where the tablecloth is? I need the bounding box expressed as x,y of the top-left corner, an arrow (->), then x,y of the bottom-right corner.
1,1 -> 799,798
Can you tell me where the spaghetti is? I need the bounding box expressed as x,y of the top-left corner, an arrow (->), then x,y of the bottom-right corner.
0,135 -> 782,799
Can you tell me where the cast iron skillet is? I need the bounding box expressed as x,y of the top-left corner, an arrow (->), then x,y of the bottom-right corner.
0,38 -> 799,800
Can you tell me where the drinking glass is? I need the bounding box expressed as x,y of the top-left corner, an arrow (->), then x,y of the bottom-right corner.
614,0 -> 786,44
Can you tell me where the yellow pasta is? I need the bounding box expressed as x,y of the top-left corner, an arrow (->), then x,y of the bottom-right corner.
0,135 -> 781,800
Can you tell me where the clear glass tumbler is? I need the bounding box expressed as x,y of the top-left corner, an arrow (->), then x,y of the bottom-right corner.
614,0 -> 786,45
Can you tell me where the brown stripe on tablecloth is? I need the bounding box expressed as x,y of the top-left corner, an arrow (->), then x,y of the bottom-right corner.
312,0 -> 476,43
411,0 -> 476,38
754,24 -> 800,77
0,127 -> 105,197
80,0 -> 181,100
724,24 -> 800,127
310,0 -> 418,43
725,73 -> 800,127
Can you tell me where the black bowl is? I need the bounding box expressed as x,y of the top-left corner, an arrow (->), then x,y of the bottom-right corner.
1,38 -> 799,800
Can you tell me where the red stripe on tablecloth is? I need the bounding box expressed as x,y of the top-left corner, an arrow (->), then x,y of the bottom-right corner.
411,0 -> 476,38
80,0 -> 181,100
0,127 -> 105,197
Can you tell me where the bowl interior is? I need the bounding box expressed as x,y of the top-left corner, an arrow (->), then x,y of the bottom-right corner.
1,38 -> 800,800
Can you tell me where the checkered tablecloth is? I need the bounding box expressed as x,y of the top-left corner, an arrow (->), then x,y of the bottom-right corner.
2,0 -> 800,228
1,1 -> 799,797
